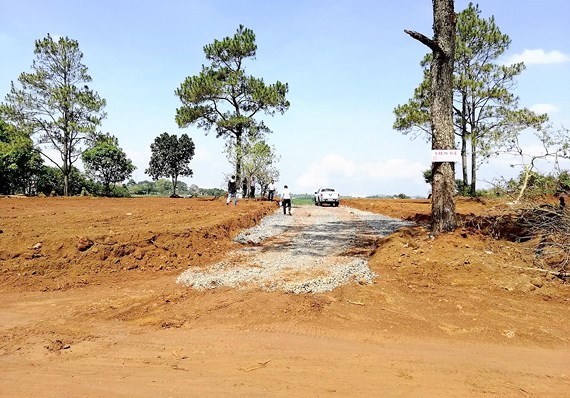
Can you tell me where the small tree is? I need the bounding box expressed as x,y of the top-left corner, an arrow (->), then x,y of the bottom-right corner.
497,125 -> 570,202
0,34 -> 106,195
35,165 -> 87,196
82,135 -> 136,196
146,132 -> 195,197
155,178 -> 173,196
226,137 -> 280,197
422,168 -> 433,184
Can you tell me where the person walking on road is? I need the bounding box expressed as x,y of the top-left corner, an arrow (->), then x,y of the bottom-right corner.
280,185 -> 292,215
227,175 -> 238,205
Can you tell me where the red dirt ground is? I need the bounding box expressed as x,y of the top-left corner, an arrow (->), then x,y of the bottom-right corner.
0,196 -> 568,397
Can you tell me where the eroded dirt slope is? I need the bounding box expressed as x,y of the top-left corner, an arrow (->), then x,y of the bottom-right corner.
0,196 -> 277,291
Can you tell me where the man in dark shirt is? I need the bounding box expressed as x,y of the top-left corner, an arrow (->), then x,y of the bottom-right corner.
227,175 -> 238,205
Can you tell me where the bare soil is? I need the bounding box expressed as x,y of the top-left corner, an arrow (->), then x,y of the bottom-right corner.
0,196 -> 569,397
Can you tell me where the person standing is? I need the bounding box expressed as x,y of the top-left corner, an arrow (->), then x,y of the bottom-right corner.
226,175 -> 238,205
267,180 -> 276,201
242,177 -> 248,198
249,176 -> 256,198
280,185 -> 292,215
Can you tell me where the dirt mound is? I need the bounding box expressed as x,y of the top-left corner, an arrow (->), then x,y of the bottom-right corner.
0,197 -> 276,292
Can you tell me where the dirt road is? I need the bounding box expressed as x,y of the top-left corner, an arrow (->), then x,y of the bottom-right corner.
0,197 -> 569,397
177,205 -> 411,293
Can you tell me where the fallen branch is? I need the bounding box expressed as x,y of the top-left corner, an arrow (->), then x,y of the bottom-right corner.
506,264 -> 570,278
241,359 -> 271,372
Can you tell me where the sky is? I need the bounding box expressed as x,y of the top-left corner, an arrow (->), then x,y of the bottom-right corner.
1,0 -> 569,197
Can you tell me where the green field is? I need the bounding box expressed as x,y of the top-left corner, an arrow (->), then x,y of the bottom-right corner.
291,197 -> 315,206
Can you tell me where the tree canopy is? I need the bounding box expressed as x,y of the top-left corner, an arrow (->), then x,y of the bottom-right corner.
226,137 -> 279,197
175,25 -> 289,182
395,3 -> 546,196
0,119 -> 43,195
82,135 -> 136,196
0,34 -> 107,195
145,132 -> 195,197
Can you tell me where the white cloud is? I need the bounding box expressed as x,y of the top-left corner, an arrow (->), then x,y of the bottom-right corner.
529,103 -> 559,115
359,158 -> 425,180
505,49 -> 570,65
320,154 -> 357,176
295,153 -> 426,196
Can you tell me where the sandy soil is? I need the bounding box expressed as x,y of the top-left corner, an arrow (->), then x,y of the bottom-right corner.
0,196 -> 569,397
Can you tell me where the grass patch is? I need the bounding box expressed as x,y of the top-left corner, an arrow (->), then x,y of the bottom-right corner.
292,197 -> 315,206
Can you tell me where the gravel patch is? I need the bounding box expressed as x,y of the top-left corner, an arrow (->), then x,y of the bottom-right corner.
177,205 -> 413,293
233,210 -> 294,244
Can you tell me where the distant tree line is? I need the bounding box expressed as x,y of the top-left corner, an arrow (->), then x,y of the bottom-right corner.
422,167 -> 570,199
126,179 -> 225,197
1,26 -> 288,198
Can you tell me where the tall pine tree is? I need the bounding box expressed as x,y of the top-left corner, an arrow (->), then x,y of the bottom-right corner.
1,34 -> 106,195
395,3 -> 546,196
175,25 -> 289,183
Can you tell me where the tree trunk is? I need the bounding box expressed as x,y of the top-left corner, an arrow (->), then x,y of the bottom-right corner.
63,140 -> 70,196
515,161 -> 536,203
172,176 -> 178,196
405,0 -> 457,233
429,0 -> 458,233
460,94 -> 469,191
235,132 -> 242,183
470,131 -> 477,196
63,172 -> 69,196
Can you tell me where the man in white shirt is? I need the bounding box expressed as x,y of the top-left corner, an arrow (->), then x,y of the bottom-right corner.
267,180 -> 276,201
280,185 -> 292,215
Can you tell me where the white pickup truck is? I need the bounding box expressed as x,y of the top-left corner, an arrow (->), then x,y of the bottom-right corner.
314,188 -> 340,207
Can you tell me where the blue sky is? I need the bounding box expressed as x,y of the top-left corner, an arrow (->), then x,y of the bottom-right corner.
1,0 -> 569,197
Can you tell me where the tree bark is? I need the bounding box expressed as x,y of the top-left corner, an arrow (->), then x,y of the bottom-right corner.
460,94 -> 469,192
470,132 -> 477,196
235,131 -> 243,183
406,0 -> 457,233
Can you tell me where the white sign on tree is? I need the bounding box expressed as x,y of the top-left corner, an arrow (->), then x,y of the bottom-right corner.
431,149 -> 460,162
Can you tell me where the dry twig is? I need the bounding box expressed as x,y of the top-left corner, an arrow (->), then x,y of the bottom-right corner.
347,300 -> 365,306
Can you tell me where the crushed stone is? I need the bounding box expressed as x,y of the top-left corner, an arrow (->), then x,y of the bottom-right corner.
177,205 -> 413,293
